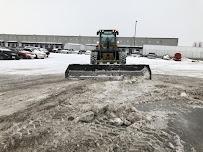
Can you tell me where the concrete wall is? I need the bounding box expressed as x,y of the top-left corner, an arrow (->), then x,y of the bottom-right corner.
0,34 -> 178,49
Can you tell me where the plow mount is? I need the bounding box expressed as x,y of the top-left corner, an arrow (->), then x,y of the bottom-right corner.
65,64 -> 152,80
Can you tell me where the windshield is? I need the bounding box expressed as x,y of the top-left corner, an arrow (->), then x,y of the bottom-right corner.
24,48 -> 33,52
100,32 -> 116,44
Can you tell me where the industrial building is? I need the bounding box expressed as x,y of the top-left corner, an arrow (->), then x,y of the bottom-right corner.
143,45 -> 203,60
0,34 -> 178,53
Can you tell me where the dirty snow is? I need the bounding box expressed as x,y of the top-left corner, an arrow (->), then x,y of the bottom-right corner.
0,53 -> 202,78
0,52 -> 202,151
0,66 -> 202,151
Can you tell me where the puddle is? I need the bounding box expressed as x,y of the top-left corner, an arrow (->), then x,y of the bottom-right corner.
136,101 -> 203,152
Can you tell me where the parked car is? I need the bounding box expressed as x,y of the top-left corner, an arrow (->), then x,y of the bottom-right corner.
9,47 -> 23,53
23,48 -> 46,59
0,48 -> 20,60
162,54 -> 171,60
78,50 -> 86,54
60,49 -> 72,54
173,53 -> 182,61
39,48 -> 50,57
147,53 -> 157,59
85,50 -> 91,55
72,50 -> 79,54
17,50 -> 36,59
52,48 -> 62,53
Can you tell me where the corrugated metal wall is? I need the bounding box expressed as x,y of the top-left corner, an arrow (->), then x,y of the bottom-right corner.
0,34 -> 179,47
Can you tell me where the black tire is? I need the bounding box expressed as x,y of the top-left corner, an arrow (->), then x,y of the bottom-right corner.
119,51 -> 127,64
16,56 -> 20,60
35,55 -> 38,59
19,55 -> 24,59
90,52 -> 98,64
0,55 -> 4,60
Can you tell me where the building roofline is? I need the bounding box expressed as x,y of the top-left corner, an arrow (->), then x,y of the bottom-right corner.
0,33 -> 179,40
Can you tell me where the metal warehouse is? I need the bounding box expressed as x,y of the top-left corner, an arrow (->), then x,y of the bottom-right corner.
0,34 -> 178,52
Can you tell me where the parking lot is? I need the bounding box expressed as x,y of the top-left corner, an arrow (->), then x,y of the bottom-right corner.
0,52 -> 203,151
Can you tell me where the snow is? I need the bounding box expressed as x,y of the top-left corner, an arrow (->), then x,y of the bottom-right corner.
0,53 -> 89,75
0,53 -> 202,78
127,56 -> 203,78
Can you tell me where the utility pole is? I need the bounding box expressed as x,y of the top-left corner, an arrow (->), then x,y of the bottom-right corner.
134,20 -> 138,46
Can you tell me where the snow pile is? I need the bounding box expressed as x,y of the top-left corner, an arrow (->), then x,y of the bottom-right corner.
74,102 -> 185,151
79,103 -> 143,126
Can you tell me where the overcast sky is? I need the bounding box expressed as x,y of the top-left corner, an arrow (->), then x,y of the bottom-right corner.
0,0 -> 202,45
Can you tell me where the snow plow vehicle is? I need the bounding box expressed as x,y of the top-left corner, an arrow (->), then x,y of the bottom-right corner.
65,29 -> 151,80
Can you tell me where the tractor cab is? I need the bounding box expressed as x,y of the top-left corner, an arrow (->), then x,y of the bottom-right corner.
97,30 -> 119,49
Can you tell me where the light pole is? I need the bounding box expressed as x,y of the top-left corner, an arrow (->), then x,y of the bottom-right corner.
134,20 -> 138,46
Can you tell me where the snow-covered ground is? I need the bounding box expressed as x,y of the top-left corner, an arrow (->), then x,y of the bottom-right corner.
128,56 -> 203,78
0,53 -> 202,78
0,53 -> 89,75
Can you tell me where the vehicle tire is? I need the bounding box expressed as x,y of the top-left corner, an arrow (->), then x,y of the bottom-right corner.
35,55 -> 38,59
119,51 -> 127,64
16,56 -> 20,60
90,52 -> 98,64
20,55 -> 24,59
0,55 -> 4,60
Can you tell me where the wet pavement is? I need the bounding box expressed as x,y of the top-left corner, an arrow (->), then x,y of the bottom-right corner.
136,101 -> 203,152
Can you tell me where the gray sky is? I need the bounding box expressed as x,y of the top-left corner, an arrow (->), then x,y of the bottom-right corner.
0,0 -> 203,45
